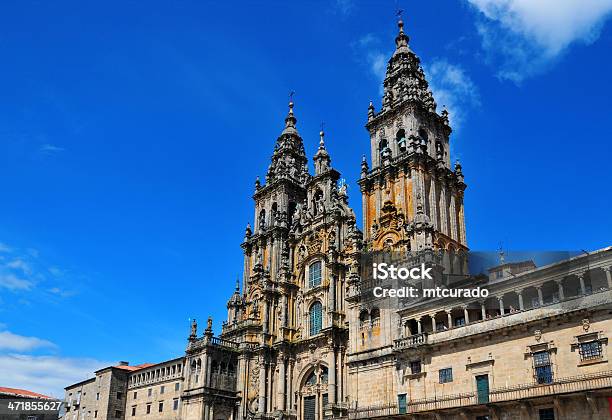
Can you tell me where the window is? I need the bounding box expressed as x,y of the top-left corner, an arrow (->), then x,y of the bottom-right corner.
94,411 -> 97,418
131,406 -> 136,417
309,301 -> 323,336
533,351 -> 553,384
495,270 -> 503,279
410,360 -> 421,375
148,388 -> 152,397
579,341 -> 603,361
175,382 -> 180,391
158,402 -> 164,412
309,261 -> 322,288
539,408 -> 555,420
439,368 -> 453,383
146,404 -> 151,414
96,393 -> 99,401
173,399 -> 179,411
160,385 -> 164,394
116,392 -> 122,400
454,317 -> 465,327
114,410 -> 122,418
306,371 -> 317,386
398,394 -> 407,414
133,392 -> 137,399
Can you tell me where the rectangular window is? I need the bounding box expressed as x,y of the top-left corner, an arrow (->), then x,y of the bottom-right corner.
173,399 -> 179,411
116,392 -> 122,400
133,391 -> 137,399
146,404 -> 151,414
131,406 -> 136,416
533,351 -> 553,384
94,411 -> 97,418
96,393 -> 99,401
579,341 -> 603,361
398,394 -> 407,414
158,402 -> 164,412
160,385 -> 164,394
114,410 -> 122,418
148,388 -> 152,397
439,368 -> 453,383
539,408 -> 555,420
410,360 -> 421,375
175,382 -> 180,391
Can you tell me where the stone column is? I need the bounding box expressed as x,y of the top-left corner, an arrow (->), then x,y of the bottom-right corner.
329,273 -> 336,317
463,307 -> 470,324
605,268 -> 612,289
446,310 -> 452,329
498,297 -> 505,316
536,287 -> 544,306
288,358 -> 295,410
277,353 -> 286,411
557,281 -> 565,300
258,354 -> 266,414
579,275 -> 587,295
328,346 -> 337,405
518,292 -> 524,311
481,303 -> 486,320
263,299 -> 270,334
449,191 -> 457,241
431,315 -> 437,332
204,403 -> 210,420
416,318 -> 422,334
205,354 -> 212,387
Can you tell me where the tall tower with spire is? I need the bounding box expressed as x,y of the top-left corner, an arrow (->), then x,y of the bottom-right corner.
359,17 -> 467,261
221,102 -> 359,419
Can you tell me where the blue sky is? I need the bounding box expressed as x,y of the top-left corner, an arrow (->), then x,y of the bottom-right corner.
0,0 -> 611,396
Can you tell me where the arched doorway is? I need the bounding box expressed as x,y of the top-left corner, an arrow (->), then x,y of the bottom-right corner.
299,365 -> 329,420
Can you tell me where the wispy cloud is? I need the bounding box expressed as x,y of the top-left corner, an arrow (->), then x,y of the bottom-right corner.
0,273 -> 34,291
333,0 -> 354,16
0,330 -> 55,352
0,353 -> 110,398
39,144 -> 65,155
467,0 -> 612,82
352,34 -> 390,95
425,59 -> 481,130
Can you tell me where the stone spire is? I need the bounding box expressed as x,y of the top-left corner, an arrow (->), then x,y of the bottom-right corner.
313,126 -> 331,175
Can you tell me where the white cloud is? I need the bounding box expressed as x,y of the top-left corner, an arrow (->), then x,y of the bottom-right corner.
0,354 -> 110,398
334,0 -> 354,16
0,273 -> 33,290
39,144 -> 65,154
353,34 -> 389,95
0,243 -> 11,253
0,330 -> 55,351
425,59 -> 481,130
467,0 -> 612,82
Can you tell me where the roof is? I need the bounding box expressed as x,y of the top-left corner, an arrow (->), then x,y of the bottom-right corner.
0,387 -> 52,399
114,363 -> 155,372
95,362 -> 155,374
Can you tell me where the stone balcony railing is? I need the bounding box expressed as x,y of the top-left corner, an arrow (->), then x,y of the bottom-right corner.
222,318 -> 261,334
393,332 -> 428,351
347,370 -> 612,418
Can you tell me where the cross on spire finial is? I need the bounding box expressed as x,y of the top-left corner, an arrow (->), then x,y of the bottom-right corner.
289,90 -> 295,103
319,122 -> 325,148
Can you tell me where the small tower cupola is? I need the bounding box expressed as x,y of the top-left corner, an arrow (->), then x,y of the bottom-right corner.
313,127 -> 331,175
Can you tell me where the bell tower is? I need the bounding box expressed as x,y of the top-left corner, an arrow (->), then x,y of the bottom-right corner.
359,17 -> 467,256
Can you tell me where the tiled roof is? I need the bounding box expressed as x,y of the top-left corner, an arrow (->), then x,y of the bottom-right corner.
114,363 -> 155,371
0,387 -> 52,399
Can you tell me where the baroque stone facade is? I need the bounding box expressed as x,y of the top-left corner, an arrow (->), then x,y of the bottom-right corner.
62,18 -> 612,420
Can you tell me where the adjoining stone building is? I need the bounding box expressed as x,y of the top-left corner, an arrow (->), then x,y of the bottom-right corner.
61,16 -> 612,420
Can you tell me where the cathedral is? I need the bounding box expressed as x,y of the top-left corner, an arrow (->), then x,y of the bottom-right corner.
62,18 -> 612,420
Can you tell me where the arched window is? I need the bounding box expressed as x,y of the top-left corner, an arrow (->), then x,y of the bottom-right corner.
371,307 -> 380,326
310,301 -> 323,336
359,310 -> 369,328
418,128 -> 428,142
259,209 -> 266,230
396,129 -> 406,152
309,261 -> 322,288
379,138 -> 389,159
306,371 -> 317,386
271,203 -> 278,226
320,366 -> 328,384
